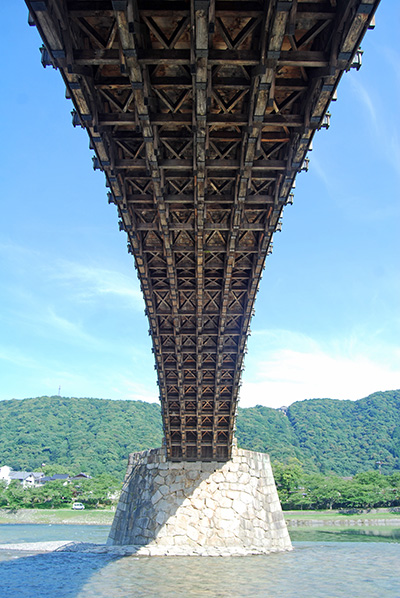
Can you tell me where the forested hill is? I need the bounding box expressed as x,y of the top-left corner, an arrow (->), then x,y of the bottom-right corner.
0,390 -> 399,478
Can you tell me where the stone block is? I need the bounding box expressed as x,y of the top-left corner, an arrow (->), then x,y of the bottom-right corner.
205,496 -> 216,510
218,507 -> 236,521
151,490 -> 162,505
225,489 -> 240,500
191,497 -> 205,510
169,462 -> 184,470
238,471 -> 251,484
219,496 -> 233,509
239,491 -> 253,504
187,525 -> 199,543
228,462 -> 240,473
202,507 -> 214,520
188,461 -> 202,470
218,518 -> 235,531
201,462 -> 218,473
231,499 -> 247,515
211,472 -> 225,484
158,484 -> 170,496
108,446 -> 292,555
155,510 -> 168,526
170,481 -> 184,493
225,471 -> 239,483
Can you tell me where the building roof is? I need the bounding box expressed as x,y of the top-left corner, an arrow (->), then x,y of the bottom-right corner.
38,476 -> 53,483
9,471 -> 32,480
8,471 -> 44,481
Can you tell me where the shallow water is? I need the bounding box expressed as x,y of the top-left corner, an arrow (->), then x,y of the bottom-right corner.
0,525 -> 399,598
289,526 -> 400,543
0,523 -> 110,545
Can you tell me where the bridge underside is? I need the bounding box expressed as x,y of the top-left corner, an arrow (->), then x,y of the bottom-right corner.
28,0 -> 378,461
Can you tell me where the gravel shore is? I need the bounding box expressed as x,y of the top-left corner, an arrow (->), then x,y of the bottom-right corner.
0,540 -> 291,557
0,541 -> 139,555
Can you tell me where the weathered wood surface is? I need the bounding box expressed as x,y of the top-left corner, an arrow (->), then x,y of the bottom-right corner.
26,0 -> 379,461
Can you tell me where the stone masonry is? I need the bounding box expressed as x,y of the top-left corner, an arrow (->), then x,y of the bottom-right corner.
107,443 -> 292,556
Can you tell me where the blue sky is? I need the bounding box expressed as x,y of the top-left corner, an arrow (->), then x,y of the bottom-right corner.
0,3 -> 399,408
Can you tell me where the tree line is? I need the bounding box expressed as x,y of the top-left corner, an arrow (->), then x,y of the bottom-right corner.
0,389 -> 399,479
2,463 -> 400,512
0,472 -> 121,510
273,459 -> 400,511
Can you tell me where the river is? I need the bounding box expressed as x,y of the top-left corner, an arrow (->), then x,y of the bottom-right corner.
0,524 -> 399,598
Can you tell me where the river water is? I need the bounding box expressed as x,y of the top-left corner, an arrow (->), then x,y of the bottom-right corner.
0,524 -> 399,598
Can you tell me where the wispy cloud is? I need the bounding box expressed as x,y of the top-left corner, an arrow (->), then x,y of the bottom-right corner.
349,72 -> 400,178
349,77 -> 378,131
51,260 -> 144,308
0,240 -> 143,310
307,155 -> 331,191
110,374 -> 159,403
0,346 -> 40,369
44,308 -> 105,347
240,329 -> 400,408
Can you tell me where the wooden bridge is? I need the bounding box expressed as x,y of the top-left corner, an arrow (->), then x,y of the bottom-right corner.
27,0 -> 379,461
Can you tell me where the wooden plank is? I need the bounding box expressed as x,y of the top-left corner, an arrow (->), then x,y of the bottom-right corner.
27,0 -> 381,461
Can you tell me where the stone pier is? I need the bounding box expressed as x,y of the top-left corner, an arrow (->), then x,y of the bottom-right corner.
108,444 -> 292,556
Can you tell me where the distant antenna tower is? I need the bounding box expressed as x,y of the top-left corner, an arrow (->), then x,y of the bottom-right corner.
58,385 -> 61,396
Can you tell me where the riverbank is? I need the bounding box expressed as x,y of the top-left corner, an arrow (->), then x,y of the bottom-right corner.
1,507 -> 400,527
284,508 -> 400,527
0,508 -> 115,525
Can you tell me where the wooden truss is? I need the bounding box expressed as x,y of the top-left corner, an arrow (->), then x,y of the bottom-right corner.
27,0 -> 379,460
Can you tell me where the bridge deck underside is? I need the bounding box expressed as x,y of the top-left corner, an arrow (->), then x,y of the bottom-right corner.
27,0 -> 378,460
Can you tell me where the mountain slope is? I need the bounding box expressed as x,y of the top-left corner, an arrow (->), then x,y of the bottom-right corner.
0,390 -> 399,478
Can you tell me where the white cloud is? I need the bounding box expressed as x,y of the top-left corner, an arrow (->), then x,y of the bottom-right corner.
349,73 -> 400,178
44,308 -> 105,348
50,260 -> 144,308
307,155 -> 331,191
239,329 -> 400,409
111,378 -> 159,403
0,240 -> 143,309
349,76 -> 378,131
0,346 -> 39,369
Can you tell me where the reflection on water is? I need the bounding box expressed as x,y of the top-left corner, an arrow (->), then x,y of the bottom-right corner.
0,524 -> 110,545
0,525 -> 399,598
290,526 -> 400,543
75,543 -> 400,598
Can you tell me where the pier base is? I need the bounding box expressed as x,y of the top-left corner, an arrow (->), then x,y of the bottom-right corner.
107,444 -> 292,556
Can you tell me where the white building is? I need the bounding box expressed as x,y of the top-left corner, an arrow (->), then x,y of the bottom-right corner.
0,466 -> 44,488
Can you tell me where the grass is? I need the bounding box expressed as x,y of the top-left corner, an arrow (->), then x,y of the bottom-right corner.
283,508 -> 400,520
0,508 -> 115,525
1,507 -> 399,528
283,508 -> 400,528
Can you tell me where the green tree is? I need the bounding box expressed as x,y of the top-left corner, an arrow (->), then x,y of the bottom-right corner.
28,481 -> 73,509
305,475 -> 346,510
41,464 -> 71,476
71,473 -> 121,508
0,480 -> 8,508
272,459 -> 303,505
5,481 -> 28,509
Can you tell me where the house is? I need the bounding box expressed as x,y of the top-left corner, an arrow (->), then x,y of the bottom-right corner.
0,465 -> 12,483
8,471 -> 44,488
70,473 -> 91,480
1,465 -> 91,487
38,474 -> 70,486
0,465 -> 44,488
38,476 -> 54,484
50,474 -> 70,481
